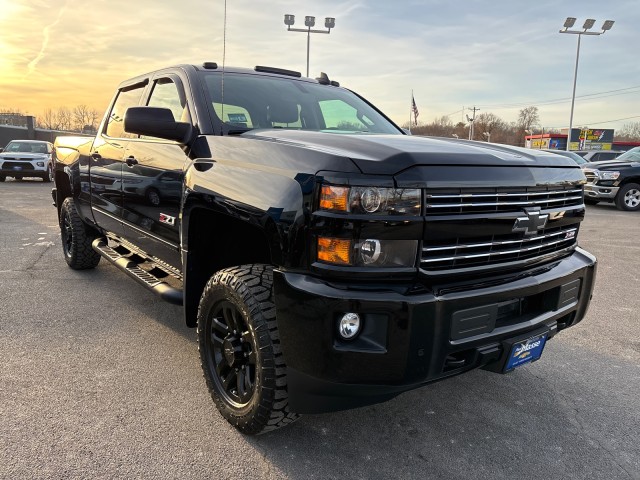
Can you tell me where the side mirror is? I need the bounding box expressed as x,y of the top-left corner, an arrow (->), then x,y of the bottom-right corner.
124,107 -> 191,143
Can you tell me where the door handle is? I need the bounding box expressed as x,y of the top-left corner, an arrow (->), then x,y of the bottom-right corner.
125,156 -> 138,167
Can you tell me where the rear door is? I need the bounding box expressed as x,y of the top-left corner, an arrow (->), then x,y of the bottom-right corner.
90,82 -> 147,236
121,74 -> 191,268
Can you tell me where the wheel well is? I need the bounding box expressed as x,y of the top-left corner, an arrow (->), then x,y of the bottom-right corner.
183,208 -> 274,327
53,170 -> 73,217
620,177 -> 640,187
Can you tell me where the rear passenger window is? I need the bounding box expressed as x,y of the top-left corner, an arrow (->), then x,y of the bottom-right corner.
147,78 -> 190,123
105,85 -> 145,138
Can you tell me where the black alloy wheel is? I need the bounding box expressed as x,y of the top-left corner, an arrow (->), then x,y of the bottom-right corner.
208,299 -> 257,406
197,264 -> 299,434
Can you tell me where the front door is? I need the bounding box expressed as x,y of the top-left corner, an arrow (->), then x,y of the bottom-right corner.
121,75 -> 191,268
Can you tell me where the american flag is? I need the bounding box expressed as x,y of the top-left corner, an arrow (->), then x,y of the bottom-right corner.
411,95 -> 419,126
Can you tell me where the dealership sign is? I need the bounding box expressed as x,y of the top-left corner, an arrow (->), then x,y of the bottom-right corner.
568,128 -> 614,151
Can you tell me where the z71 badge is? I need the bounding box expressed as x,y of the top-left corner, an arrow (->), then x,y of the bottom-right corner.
159,213 -> 175,226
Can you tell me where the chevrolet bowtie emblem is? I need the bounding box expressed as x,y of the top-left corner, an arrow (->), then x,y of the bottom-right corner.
512,208 -> 548,236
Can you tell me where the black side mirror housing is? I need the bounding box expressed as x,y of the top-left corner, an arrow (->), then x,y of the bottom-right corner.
124,107 -> 191,143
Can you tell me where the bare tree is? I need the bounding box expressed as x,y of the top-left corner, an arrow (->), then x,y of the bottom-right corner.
39,108 -> 60,130
56,107 -> 73,131
615,122 -> 640,141
517,106 -> 539,132
73,104 -> 93,131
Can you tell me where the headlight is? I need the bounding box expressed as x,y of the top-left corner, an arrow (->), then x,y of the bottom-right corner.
320,185 -> 421,215
317,236 -> 418,267
597,170 -> 620,180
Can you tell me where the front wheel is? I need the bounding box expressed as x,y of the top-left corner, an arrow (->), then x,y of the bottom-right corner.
42,165 -> 53,182
615,183 -> 640,211
59,197 -> 101,269
197,264 -> 300,435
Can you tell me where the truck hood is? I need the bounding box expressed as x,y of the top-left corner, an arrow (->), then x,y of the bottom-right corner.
583,160 -> 640,170
243,130 -> 578,175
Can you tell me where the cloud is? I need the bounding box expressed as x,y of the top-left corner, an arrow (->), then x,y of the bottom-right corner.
26,2 -> 68,76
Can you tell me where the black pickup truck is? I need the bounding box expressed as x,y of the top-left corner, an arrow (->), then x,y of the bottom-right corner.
52,63 -> 597,434
582,146 -> 640,210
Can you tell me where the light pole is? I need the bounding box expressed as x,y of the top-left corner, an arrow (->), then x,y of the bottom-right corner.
284,14 -> 335,77
559,17 -> 614,151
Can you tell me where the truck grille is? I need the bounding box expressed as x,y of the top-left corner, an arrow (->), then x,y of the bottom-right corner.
421,224 -> 578,273
421,184 -> 584,275
425,186 -> 583,215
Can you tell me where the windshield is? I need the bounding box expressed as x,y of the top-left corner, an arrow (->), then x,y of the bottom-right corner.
613,147 -> 640,163
4,141 -> 50,154
202,72 -> 402,135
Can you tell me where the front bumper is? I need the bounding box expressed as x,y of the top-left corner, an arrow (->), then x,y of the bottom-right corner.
584,183 -> 619,200
0,163 -> 47,176
274,248 -> 597,414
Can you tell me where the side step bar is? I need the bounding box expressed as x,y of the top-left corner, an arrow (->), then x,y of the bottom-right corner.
92,238 -> 183,306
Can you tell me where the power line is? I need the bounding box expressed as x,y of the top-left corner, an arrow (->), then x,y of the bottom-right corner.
475,84 -> 640,110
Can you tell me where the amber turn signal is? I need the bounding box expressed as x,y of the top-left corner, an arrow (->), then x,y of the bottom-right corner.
319,185 -> 349,211
317,237 -> 352,265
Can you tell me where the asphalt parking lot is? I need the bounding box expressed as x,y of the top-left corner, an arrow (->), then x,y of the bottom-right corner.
1,178 -> 639,480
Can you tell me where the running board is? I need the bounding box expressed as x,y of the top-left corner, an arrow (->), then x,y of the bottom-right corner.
92,238 -> 183,306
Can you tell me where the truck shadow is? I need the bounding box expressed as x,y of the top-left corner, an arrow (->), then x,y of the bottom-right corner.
242,353 -> 634,480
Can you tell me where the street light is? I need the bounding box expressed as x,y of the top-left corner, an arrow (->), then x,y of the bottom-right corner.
284,14 -> 336,77
559,17 -> 614,151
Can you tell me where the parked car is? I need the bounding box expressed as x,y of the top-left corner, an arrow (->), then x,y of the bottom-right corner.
574,150 -> 624,163
583,146 -> 640,210
541,149 -> 587,165
0,140 -> 54,182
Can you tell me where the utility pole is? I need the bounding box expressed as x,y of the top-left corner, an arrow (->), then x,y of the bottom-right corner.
467,106 -> 480,140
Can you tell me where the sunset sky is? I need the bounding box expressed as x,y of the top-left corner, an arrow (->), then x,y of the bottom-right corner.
1,0 -> 639,130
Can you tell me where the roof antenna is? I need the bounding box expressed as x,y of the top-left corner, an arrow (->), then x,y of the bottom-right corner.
220,0 -> 227,134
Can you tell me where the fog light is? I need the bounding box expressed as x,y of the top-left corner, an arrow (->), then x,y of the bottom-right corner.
37,161 -> 45,167
338,313 -> 361,339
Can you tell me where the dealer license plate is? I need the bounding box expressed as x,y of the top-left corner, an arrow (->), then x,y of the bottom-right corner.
504,333 -> 548,372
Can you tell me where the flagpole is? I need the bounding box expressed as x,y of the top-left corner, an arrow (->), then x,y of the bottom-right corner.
410,90 -> 413,132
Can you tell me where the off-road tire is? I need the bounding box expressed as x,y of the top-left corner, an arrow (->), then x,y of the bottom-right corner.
59,197 -> 101,269
0,175 -> 5,182
615,183 -> 640,211
584,198 -> 599,205
197,264 -> 300,435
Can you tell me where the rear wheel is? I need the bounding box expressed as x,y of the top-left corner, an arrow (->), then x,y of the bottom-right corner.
59,197 -> 101,269
197,264 -> 299,434
615,183 -> 640,211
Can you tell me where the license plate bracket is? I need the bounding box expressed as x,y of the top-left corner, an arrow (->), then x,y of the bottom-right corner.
504,332 -> 548,372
